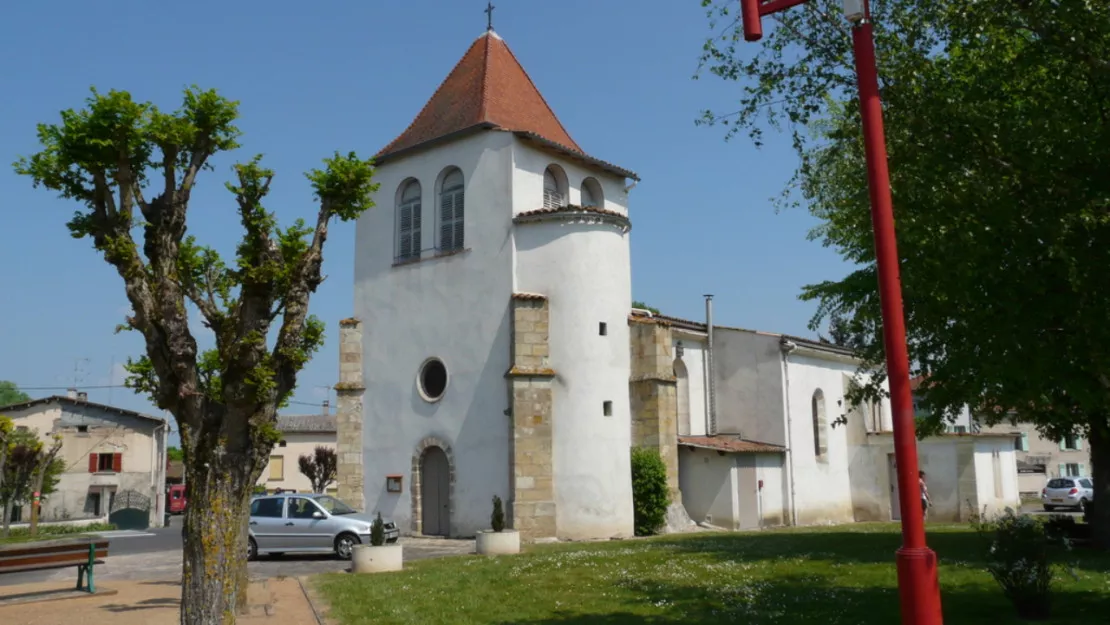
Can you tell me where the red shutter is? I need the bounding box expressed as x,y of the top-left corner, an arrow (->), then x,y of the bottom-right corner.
112,453 -> 122,473
89,453 -> 98,473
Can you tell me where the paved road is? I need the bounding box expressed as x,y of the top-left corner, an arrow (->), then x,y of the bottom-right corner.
0,529 -> 473,587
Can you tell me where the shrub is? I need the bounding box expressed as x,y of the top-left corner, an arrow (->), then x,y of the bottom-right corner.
630,447 -> 670,536
971,507 -> 1073,620
370,512 -> 385,546
491,495 -> 505,532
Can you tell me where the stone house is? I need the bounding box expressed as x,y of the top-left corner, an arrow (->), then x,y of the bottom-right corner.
0,390 -> 169,528
258,414 -> 337,495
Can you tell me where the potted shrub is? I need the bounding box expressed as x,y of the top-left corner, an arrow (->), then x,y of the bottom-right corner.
476,495 -> 520,555
352,512 -> 403,573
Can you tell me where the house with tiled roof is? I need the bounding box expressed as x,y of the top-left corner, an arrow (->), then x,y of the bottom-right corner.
256,408 -> 337,495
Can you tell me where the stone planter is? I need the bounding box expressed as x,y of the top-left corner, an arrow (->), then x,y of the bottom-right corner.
351,544 -> 403,573
476,529 -> 520,555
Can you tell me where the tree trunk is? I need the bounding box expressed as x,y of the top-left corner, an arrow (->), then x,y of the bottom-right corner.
1,500 -> 11,537
180,449 -> 254,625
28,473 -> 46,536
1088,414 -> 1110,550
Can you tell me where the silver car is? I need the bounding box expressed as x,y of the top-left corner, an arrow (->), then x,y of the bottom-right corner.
246,493 -> 400,560
1042,476 -> 1094,512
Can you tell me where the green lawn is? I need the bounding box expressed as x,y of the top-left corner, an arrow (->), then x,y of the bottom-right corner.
314,523 -> 1110,625
0,522 -> 115,546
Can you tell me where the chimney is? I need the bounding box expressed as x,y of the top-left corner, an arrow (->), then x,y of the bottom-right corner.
704,294 -> 717,436
67,388 -> 78,399
77,391 -> 88,402
322,400 -> 330,415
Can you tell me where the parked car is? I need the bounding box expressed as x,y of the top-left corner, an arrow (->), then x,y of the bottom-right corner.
1042,476 -> 1094,512
246,493 -> 399,560
167,484 -> 187,514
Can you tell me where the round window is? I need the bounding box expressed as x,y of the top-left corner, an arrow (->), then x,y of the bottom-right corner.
418,358 -> 449,402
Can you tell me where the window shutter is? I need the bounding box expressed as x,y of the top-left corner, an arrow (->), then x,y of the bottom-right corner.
398,204 -> 413,259
411,200 -> 421,254
1020,432 -> 1029,452
89,453 -> 98,473
113,453 -> 122,473
1079,463 -> 1087,476
1076,437 -> 1083,451
453,189 -> 464,249
1059,439 -> 1066,451
1058,463 -> 1066,477
440,191 -> 455,250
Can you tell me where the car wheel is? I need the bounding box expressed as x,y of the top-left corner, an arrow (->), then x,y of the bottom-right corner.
1043,505 -> 1055,512
247,538 -> 258,562
335,532 -> 360,560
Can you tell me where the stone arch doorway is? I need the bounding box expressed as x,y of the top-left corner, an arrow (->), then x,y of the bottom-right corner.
411,437 -> 455,536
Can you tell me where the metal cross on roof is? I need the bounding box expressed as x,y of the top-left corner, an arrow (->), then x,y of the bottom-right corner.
485,1 -> 495,31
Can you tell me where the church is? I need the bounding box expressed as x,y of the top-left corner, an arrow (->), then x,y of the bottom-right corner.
331,27 -> 1023,540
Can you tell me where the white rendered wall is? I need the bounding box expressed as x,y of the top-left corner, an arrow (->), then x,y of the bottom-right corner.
672,334 -> 708,437
512,140 -> 635,539
679,447 -> 738,528
755,453 -> 786,527
974,440 -> 1021,517
354,131 -> 515,536
510,138 -> 628,217
783,350 -> 863,525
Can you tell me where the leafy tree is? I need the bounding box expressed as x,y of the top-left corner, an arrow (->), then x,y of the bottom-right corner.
13,86 -> 377,621
818,311 -> 866,351
297,445 -> 337,493
167,446 -> 184,462
632,301 -> 661,315
630,446 -> 670,536
0,428 -> 64,536
0,381 -> 31,407
696,0 -> 1110,547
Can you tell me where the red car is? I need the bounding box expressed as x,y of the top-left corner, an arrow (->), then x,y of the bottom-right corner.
168,484 -> 187,514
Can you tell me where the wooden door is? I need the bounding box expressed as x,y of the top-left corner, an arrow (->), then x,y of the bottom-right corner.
421,447 -> 450,536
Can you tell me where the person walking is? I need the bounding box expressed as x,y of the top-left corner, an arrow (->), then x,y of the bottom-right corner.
919,470 -> 931,522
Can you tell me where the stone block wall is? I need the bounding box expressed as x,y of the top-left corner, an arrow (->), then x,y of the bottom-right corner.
507,294 -> 557,539
629,317 -> 681,499
335,318 -> 365,511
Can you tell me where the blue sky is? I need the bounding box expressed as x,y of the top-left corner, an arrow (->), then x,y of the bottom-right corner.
0,1 -> 849,442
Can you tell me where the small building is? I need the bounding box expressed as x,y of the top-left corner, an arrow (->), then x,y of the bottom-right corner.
0,390 -> 169,528
258,414 -> 337,495
975,419 -> 1091,496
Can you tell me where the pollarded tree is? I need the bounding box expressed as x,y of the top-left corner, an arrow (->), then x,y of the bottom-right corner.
297,445 -> 337,493
13,86 -> 377,623
696,0 -> 1110,546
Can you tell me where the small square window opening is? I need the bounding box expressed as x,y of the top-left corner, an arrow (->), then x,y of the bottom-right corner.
603,401 -> 613,417
599,322 -> 608,336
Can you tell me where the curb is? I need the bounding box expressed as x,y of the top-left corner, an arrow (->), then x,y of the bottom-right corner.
296,576 -> 327,625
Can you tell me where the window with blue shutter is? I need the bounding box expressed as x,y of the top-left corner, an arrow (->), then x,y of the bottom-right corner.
439,169 -> 464,252
396,180 -> 422,262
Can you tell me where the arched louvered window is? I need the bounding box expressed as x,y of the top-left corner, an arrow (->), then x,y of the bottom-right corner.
396,180 -> 422,261
543,166 -> 566,209
581,177 -> 603,208
439,168 -> 464,252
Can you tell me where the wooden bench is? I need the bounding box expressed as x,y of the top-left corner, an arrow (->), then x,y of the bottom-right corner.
0,538 -> 110,593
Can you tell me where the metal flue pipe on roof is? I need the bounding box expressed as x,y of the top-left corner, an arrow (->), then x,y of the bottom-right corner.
704,294 -> 717,436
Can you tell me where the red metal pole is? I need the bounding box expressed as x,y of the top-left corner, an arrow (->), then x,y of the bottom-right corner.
850,18 -> 944,625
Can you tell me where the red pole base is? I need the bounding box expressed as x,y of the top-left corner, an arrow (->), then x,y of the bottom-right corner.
895,546 -> 944,625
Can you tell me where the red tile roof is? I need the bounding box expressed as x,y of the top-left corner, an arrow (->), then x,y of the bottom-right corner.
376,32 -> 581,160
678,435 -> 785,454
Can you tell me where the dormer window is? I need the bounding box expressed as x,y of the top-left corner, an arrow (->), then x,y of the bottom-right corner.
543,166 -> 567,209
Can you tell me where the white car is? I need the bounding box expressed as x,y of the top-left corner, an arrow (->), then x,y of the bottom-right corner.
247,493 -> 399,560
1041,476 -> 1093,512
